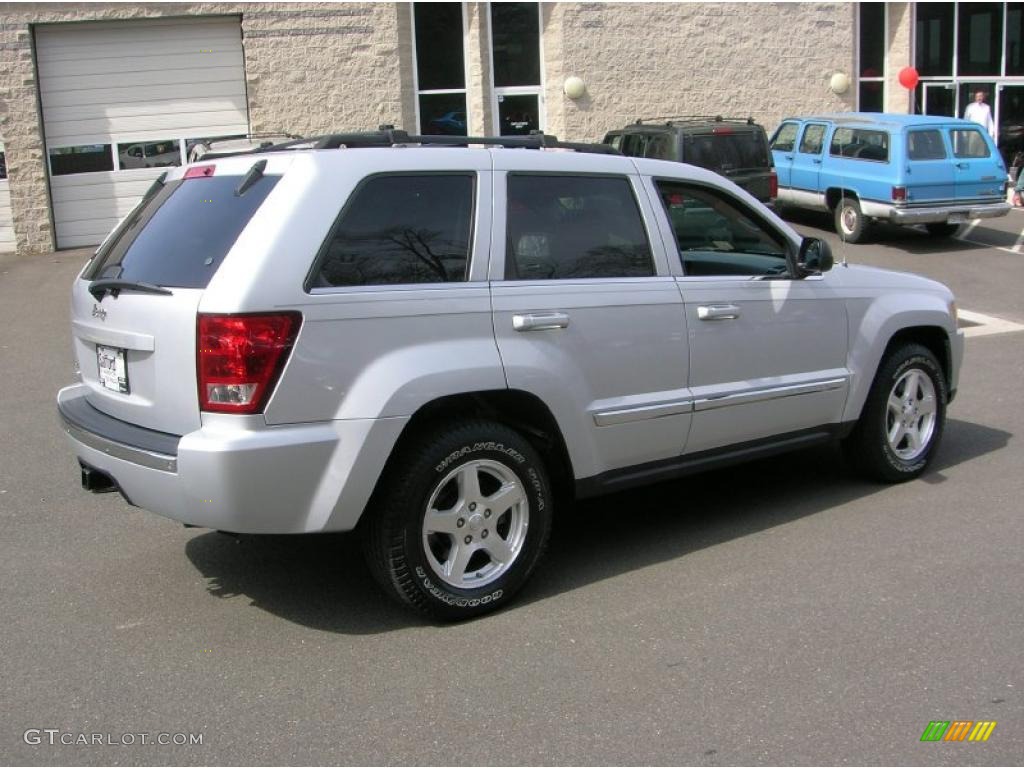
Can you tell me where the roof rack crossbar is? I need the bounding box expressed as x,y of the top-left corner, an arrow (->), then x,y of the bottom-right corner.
252,130 -> 620,155
635,115 -> 756,125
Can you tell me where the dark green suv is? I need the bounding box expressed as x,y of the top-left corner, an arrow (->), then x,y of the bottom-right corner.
603,116 -> 777,204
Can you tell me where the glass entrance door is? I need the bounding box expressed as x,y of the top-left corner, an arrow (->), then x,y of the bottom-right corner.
997,85 -> 1024,169
489,2 -> 544,136
495,92 -> 541,136
923,82 -> 957,116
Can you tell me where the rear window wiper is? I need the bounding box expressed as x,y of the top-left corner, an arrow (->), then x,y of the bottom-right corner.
234,160 -> 267,197
88,279 -> 173,301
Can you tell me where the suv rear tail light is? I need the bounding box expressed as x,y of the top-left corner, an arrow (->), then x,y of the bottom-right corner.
712,126 -> 734,135
197,312 -> 301,414
892,185 -> 907,202
769,170 -> 778,199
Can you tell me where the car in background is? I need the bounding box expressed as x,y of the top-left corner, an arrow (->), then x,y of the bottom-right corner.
119,141 -> 181,169
428,111 -> 467,135
602,116 -> 777,204
770,113 -> 1010,242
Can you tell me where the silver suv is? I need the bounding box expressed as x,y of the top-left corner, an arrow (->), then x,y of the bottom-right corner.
58,130 -> 963,620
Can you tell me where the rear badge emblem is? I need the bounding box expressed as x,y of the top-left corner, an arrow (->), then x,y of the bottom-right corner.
92,304 -> 107,321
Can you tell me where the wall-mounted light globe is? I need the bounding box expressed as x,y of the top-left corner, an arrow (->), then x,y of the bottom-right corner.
829,72 -> 851,95
563,76 -> 586,100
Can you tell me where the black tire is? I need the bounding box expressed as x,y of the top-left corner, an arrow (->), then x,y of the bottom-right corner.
361,419 -> 553,621
834,196 -> 869,243
843,344 -> 948,483
925,222 -> 961,238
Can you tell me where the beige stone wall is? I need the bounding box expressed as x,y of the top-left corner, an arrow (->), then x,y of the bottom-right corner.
0,2 -> 410,256
884,1 -> 914,113
540,2 -> 857,142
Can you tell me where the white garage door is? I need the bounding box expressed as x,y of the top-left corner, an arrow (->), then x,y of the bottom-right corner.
36,17 -> 250,248
0,142 -> 13,254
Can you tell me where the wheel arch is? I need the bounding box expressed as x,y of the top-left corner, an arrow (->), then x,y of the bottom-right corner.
372,390 -> 577,512
826,187 -> 860,211
844,304 -> 956,424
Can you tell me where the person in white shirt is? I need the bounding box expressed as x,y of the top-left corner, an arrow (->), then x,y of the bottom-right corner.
964,90 -> 996,138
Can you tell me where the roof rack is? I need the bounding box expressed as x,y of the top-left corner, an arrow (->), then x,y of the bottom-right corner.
242,126 -> 620,156
634,115 -> 756,126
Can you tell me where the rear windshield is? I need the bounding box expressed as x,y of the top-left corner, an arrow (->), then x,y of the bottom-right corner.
84,172 -> 280,289
683,131 -> 769,172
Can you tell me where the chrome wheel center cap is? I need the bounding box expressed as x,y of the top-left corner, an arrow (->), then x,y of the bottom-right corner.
467,513 -> 485,532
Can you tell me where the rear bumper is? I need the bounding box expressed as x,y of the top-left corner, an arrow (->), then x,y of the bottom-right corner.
863,200 -> 1011,224
57,384 -> 406,534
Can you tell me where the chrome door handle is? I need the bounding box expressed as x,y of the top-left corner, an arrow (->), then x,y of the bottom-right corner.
697,304 -> 741,321
513,312 -> 570,331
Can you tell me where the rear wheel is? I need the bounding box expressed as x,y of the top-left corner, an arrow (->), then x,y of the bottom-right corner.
834,196 -> 868,243
361,419 -> 553,620
844,344 -> 947,482
925,222 -> 961,238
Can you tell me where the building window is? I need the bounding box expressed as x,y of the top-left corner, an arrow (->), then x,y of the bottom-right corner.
1007,2 -> 1024,75
117,139 -> 182,170
916,3 -> 955,76
490,2 -> 543,136
412,3 -> 469,135
0,146 -> 6,180
958,2 -> 1004,76
859,2 -> 886,111
48,145 -> 115,176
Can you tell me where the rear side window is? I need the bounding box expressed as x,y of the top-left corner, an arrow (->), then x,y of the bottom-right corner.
85,172 -> 280,288
829,128 -> 890,161
506,175 -> 653,280
907,130 -> 947,160
604,134 -> 624,151
950,128 -> 991,158
684,131 -> 769,171
770,123 -> 798,152
313,174 -> 474,288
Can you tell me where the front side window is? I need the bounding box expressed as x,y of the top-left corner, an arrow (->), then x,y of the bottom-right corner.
505,175 -> 653,280
770,122 -> 799,152
830,128 -> 890,161
644,134 -> 675,161
314,175 -> 474,288
656,181 -> 788,278
950,128 -> 992,158
799,124 -> 827,154
907,130 -> 948,160
620,133 -> 651,158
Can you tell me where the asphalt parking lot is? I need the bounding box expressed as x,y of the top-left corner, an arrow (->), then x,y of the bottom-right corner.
1,211 -> 1022,766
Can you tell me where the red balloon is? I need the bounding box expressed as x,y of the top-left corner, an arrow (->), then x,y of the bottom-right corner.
898,66 -> 920,90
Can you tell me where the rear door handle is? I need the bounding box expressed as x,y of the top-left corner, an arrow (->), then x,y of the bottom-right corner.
513,312 -> 570,331
956,162 -> 969,170
697,304 -> 741,321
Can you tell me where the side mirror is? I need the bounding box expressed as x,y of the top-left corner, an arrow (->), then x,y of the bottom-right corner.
798,237 -> 834,274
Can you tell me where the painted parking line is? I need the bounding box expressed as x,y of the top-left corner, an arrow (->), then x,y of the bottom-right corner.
958,309 -> 1024,338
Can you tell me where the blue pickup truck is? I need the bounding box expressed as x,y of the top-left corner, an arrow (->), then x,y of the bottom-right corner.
770,114 -> 1010,242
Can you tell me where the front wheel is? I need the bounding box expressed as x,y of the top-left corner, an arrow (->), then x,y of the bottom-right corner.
834,197 -> 869,243
843,344 -> 948,483
361,419 -> 553,620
